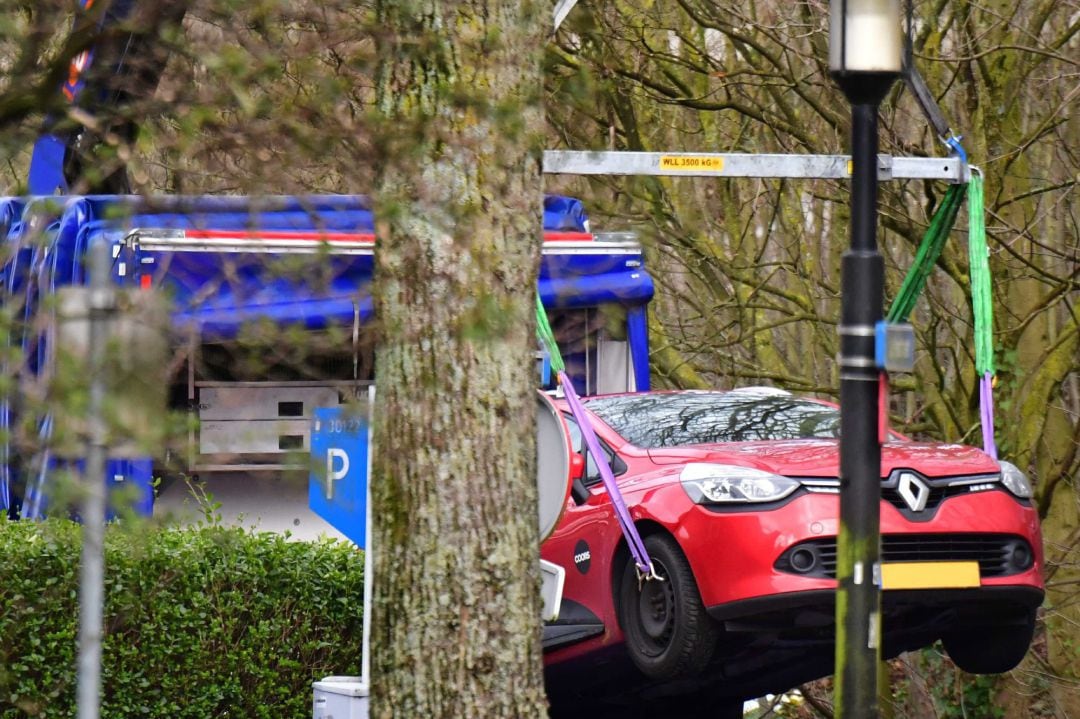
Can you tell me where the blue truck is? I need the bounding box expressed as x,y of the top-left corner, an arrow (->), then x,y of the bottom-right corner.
0,193 -> 654,518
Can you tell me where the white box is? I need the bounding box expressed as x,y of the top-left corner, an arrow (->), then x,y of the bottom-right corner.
199,385 -> 340,420
313,676 -> 369,719
539,559 -> 566,622
199,419 -> 311,454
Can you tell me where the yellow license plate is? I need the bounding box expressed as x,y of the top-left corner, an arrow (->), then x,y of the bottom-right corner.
881,561 -> 981,590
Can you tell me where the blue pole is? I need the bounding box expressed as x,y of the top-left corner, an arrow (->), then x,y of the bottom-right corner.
626,305 -> 650,391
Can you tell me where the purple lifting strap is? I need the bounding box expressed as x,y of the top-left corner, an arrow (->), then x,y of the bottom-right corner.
980,372 -> 998,460
559,371 -> 654,576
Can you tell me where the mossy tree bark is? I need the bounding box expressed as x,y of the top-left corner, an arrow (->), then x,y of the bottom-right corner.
368,0 -> 547,717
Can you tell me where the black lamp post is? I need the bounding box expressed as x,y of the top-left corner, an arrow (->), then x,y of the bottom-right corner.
830,1 -> 901,717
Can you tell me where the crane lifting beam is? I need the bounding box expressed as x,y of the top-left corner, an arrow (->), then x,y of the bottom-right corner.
543,150 -> 968,184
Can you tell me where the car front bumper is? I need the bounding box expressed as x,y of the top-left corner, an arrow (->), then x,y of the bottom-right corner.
634,484 -> 1044,610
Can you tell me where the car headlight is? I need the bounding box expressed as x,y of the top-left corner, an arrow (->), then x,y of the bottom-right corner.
999,460 -> 1033,499
680,464 -> 800,504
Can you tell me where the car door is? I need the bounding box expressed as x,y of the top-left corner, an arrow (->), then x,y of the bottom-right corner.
541,414 -> 629,655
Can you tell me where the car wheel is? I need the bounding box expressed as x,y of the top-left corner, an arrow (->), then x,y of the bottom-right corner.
942,609 -> 1036,674
618,533 -> 718,680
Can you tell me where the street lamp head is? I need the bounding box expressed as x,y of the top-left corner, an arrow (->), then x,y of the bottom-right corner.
830,0 -> 902,104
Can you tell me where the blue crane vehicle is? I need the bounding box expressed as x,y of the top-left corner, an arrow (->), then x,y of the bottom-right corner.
0,192 -> 654,518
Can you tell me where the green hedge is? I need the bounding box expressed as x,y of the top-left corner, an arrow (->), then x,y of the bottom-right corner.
0,518 -> 364,718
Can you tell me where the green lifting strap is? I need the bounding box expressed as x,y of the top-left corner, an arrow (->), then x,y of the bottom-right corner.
535,294 -> 566,373
969,171 -> 999,458
968,173 -> 994,377
887,183 -> 966,323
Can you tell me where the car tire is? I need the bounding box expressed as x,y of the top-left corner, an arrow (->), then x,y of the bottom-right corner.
618,533 -> 718,680
942,609 -> 1036,674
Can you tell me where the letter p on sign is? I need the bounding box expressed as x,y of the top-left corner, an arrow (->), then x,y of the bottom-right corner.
326,448 -> 350,499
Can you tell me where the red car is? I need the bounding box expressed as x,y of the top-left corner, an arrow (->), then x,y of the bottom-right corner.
542,388 -> 1043,718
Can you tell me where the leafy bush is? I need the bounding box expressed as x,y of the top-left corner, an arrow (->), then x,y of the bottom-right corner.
0,517 -> 363,718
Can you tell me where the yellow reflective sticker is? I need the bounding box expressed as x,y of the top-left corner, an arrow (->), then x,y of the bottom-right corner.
881,561 -> 981,590
659,155 -> 724,172
846,159 -> 853,175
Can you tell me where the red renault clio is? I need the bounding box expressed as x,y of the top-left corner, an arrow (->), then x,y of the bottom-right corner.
542,388 -> 1043,717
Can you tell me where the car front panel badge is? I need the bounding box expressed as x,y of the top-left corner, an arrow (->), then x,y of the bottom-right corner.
573,539 -> 591,574
897,471 -> 931,512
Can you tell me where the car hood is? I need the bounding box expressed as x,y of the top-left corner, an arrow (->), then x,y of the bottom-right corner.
645,439 -> 1000,478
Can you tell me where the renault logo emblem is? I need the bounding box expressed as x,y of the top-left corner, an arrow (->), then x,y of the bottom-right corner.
897,472 -> 930,512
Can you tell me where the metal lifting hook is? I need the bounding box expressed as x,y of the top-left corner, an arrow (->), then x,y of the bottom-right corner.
637,562 -> 665,591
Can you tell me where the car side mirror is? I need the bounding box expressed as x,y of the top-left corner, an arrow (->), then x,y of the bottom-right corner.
569,454 -> 589,505
569,453 -> 585,481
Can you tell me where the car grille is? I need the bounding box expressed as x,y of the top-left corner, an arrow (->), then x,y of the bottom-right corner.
883,484 -> 941,512
798,472 -> 1021,521
880,484 -> 976,516
775,534 -> 1035,579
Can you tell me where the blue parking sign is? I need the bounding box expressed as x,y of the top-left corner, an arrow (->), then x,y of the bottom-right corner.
309,406 -> 369,548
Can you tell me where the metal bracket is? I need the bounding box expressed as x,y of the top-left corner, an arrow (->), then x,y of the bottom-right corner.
543,151 -> 968,184
877,154 -> 894,181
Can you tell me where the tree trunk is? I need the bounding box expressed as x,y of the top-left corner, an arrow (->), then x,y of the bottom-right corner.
369,0 -> 547,717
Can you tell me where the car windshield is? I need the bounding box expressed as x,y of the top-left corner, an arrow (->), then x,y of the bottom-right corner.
584,392 -> 840,448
